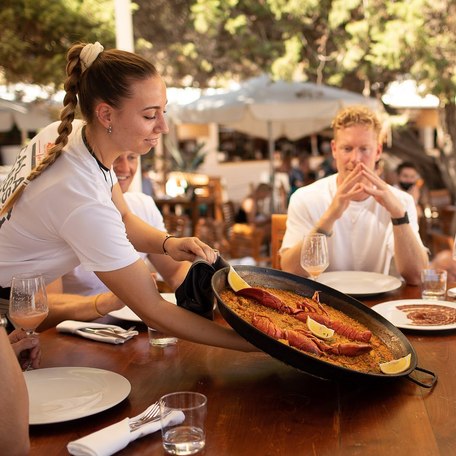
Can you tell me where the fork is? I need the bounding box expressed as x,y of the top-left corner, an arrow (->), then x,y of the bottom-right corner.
80,326 -> 137,339
129,402 -> 161,431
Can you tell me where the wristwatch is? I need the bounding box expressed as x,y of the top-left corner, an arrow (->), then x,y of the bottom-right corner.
391,211 -> 409,226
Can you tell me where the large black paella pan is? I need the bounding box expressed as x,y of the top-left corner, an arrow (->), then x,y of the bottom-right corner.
212,266 -> 436,388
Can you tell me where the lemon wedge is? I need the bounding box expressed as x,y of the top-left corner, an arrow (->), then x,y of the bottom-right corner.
306,316 -> 334,340
227,266 -> 251,292
379,353 -> 412,375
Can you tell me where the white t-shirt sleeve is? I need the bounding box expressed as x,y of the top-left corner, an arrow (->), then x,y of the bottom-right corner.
124,192 -> 166,232
59,201 -> 140,272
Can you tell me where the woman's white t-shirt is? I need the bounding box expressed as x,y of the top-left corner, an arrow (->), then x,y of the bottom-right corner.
0,120 -> 140,286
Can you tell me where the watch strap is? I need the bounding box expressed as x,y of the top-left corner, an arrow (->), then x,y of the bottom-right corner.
391,211 -> 409,226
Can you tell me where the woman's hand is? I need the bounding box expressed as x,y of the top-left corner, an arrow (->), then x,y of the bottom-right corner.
8,328 -> 41,370
165,236 -> 218,263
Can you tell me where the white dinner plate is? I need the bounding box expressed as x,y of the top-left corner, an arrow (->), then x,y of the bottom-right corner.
24,367 -> 131,425
372,299 -> 456,331
317,271 -> 402,296
109,293 -> 177,322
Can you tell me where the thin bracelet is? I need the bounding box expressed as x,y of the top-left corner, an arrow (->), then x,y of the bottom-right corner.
316,227 -> 333,237
93,294 -> 105,317
162,234 -> 176,255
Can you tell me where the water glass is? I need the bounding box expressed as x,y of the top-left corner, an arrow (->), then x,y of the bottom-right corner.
148,327 -> 178,347
160,391 -> 207,455
421,269 -> 447,300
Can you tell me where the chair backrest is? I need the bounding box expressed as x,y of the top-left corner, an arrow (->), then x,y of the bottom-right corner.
271,214 -> 287,269
229,223 -> 264,262
194,218 -> 230,256
221,201 -> 237,231
163,213 -> 191,238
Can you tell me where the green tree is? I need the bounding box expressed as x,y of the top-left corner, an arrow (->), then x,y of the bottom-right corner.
133,0 -> 456,193
0,0 -> 115,88
2,0 -> 455,194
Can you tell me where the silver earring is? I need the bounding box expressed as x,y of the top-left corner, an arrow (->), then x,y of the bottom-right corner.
107,125 -> 112,134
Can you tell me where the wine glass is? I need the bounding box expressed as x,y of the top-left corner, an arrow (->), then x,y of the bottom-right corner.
448,235 -> 456,297
300,233 -> 329,280
9,274 -> 48,369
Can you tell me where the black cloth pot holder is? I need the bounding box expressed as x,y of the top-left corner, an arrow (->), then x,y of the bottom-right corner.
175,255 -> 230,320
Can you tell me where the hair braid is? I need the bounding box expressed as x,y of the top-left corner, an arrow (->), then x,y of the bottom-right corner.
0,46 -> 83,216
28,49 -> 82,181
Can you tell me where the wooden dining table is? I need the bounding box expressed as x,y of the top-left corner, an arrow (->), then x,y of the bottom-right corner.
29,283 -> 456,456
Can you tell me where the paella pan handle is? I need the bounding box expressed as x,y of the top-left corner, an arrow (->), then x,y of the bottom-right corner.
405,366 -> 438,389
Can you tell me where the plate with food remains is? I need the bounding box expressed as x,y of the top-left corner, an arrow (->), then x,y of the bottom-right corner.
211,265 -> 436,388
372,299 -> 456,331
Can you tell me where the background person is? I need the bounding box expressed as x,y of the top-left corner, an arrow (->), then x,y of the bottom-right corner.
394,161 -> 429,218
0,42 -> 254,353
280,105 -> 428,285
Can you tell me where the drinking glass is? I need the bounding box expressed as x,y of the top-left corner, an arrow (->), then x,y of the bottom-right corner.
300,233 -> 329,280
448,236 -> 456,297
9,273 -> 48,337
160,391 -> 207,455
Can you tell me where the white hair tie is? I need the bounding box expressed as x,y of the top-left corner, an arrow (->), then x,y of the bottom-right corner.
80,42 -> 104,73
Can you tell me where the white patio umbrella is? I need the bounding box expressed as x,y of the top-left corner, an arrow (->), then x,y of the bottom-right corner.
0,98 -> 52,134
169,75 -> 384,209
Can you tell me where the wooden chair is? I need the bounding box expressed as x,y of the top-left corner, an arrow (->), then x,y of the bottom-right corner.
194,217 -> 230,256
229,223 -> 265,263
271,214 -> 287,270
163,213 -> 191,238
429,231 -> 454,257
221,200 -> 237,236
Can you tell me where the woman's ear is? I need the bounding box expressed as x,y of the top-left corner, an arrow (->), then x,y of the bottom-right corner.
95,103 -> 112,129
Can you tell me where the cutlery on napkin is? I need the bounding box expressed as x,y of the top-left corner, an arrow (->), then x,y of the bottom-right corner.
67,406 -> 185,456
56,320 -> 138,344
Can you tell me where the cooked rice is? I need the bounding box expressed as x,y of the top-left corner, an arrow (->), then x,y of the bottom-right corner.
220,287 -> 394,374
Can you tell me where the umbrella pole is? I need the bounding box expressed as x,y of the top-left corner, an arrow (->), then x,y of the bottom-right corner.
268,121 -> 275,213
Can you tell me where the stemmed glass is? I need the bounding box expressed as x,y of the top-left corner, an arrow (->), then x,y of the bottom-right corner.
448,235 -> 456,296
300,233 -> 329,280
8,274 -> 48,369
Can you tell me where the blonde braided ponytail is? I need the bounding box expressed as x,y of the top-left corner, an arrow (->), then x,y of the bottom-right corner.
0,43 -> 97,217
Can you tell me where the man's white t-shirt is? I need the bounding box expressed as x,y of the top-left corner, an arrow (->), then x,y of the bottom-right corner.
0,120 -> 139,286
62,192 -> 166,296
281,173 -> 424,275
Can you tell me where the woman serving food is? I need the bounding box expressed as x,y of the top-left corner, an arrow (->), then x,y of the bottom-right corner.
0,42 -> 254,352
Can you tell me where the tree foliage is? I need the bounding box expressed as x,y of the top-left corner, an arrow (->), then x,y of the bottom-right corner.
2,0 -> 456,189
132,0 -> 456,193
0,0 -> 115,88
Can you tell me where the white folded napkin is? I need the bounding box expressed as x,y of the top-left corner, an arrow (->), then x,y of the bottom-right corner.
56,320 -> 138,345
67,409 -> 185,456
